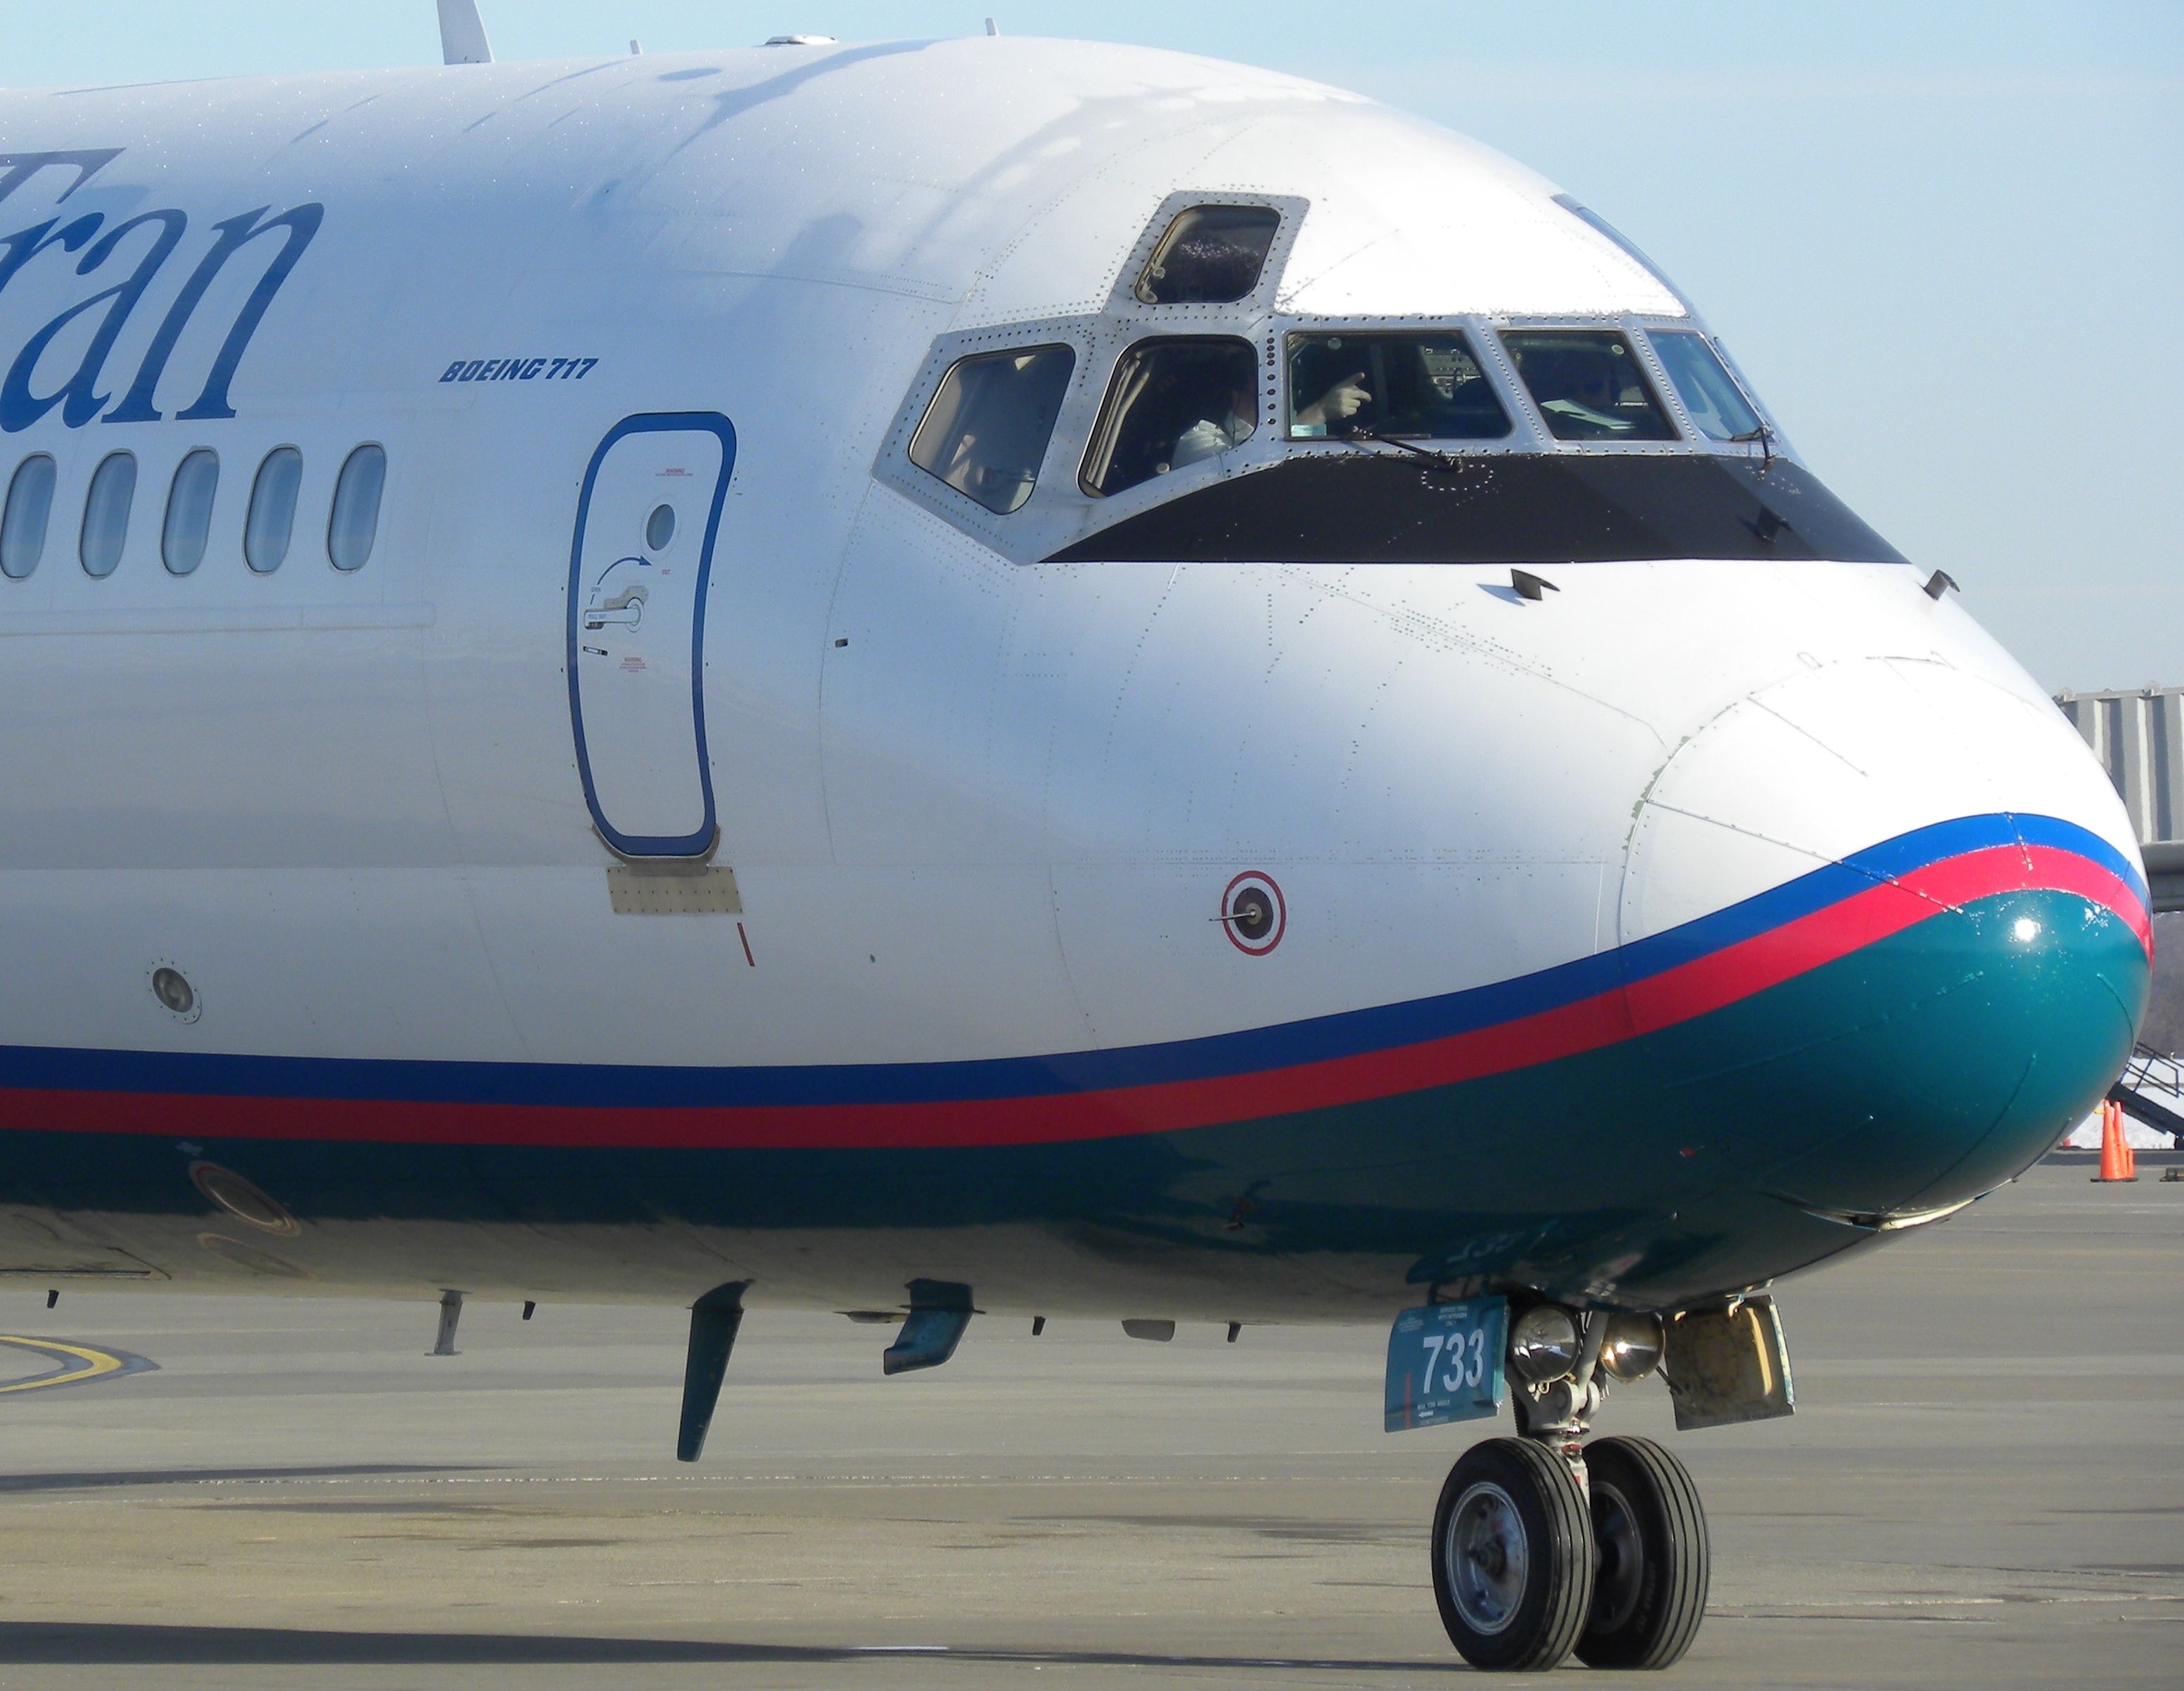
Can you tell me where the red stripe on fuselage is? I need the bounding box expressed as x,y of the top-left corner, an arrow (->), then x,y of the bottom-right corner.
1,848 -> 2145,1151
1626,844 -> 2148,1035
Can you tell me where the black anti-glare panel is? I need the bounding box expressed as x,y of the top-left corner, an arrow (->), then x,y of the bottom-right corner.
1042,453 -> 1905,566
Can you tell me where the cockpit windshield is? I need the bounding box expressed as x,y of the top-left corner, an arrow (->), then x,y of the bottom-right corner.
1501,330 -> 1676,442
1647,330 -> 1764,443
1284,332 -> 1512,441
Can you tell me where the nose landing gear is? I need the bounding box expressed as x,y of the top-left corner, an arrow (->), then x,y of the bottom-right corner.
1428,1309 -> 1712,1672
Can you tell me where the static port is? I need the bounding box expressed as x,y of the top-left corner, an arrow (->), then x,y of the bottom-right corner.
1229,886 -> 1274,940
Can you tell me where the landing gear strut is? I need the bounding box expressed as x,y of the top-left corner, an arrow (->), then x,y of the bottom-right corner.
1430,1307 -> 1711,1673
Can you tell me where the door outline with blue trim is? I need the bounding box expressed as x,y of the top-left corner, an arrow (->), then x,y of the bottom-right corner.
566,413 -> 735,857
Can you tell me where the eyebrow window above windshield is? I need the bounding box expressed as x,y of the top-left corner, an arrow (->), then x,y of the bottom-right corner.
1648,329 -> 1764,443
1286,332 -> 1512,442
1135,206 -> 1279,304
908,344 -> 1075,515
1081,337 -> 1258,498
1500,329 -> 1677,442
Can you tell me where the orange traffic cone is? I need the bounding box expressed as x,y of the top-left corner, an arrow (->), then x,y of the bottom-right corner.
2121,1103 -> 2138,1180
2096,1099 -> 2138,1183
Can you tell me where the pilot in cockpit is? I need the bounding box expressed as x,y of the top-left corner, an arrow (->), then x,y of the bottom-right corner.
1170,363 -> 1374,470
1168,360 -> 1260,471
1289,370 -> 1374,436
1085,337 -> 1388,496
1511,344 -> 1622,432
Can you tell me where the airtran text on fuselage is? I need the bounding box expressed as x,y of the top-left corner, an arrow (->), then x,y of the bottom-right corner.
0,148 -> 322,434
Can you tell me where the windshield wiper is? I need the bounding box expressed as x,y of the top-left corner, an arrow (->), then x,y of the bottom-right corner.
1730,420 -> 1777,471
1333,429 -> 1466,472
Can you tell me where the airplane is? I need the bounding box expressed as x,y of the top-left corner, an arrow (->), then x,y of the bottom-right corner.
0,2 -> 2150,1671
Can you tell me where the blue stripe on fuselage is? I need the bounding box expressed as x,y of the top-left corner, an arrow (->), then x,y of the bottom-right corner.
0,813 -> 2139,1110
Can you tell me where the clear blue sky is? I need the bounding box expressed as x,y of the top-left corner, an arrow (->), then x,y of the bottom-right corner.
6,2 -> 2178,691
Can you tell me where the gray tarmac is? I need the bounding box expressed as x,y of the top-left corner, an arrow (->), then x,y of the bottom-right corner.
0,1154 -> 2177,1688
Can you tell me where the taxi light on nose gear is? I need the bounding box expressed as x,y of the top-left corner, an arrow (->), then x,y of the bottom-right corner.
1507,1304 -> 1580,1384
1600,1313 -> 1665,1382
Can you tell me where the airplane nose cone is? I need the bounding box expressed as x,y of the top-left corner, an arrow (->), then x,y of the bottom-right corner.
1625,657 -> 2150,1217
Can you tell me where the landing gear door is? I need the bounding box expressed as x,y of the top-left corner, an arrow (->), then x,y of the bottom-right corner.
566,414 -> 735,857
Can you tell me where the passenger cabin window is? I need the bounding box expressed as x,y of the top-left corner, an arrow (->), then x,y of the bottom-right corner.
1,454 -> 56,580
79,451 -> 136,577
1648,330 -> 1764,443
162,449 -> 219,576
908,344 -> 1075,515
1501,330 -> 1677,441
328,443 -> 386,571
1286,332 -> 1512,441
1081,338 -> 1258,498
1135,205 -> 1279,304
245,446 -> 302,573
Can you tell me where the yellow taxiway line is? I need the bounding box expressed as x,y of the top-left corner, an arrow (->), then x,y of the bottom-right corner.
0,1335 -> 149,1394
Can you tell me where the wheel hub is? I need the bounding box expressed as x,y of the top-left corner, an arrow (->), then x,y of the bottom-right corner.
1589,1479 -> 1646,1633
1447,1480 -> 1528,1634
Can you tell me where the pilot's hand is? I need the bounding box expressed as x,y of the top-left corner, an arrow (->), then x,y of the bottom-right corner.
1296,372 -> 1370,429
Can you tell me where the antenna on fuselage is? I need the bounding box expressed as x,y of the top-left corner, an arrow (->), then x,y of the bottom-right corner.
437,0 -> 493,65
986,17 -> 1001,33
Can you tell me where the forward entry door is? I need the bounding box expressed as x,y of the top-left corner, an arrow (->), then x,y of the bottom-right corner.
566,413 -> 735,857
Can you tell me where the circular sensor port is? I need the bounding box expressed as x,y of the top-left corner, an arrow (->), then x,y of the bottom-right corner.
150,965 -> 197,1018
1221,871 -> 1286,957
189,1161 -> 300,1237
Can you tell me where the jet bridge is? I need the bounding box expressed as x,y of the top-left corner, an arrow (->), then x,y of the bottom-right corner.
2056,686 -> 2184,912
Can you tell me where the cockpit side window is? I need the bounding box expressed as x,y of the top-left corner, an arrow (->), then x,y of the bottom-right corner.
1648,330 -> 1764,444
1135,206 -> 1279,305
1080,337 -> 1259,498
908,344 -> 1076,515
1500,330 -> 1678,442
1286,332 -> 1512,442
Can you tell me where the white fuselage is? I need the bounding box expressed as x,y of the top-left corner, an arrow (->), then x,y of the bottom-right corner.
0,39 -> 2143,1316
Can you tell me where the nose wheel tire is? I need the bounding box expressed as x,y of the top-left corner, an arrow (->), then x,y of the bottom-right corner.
1575,1434 -> 1711,1670
1430,1437 -> 1595,1671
